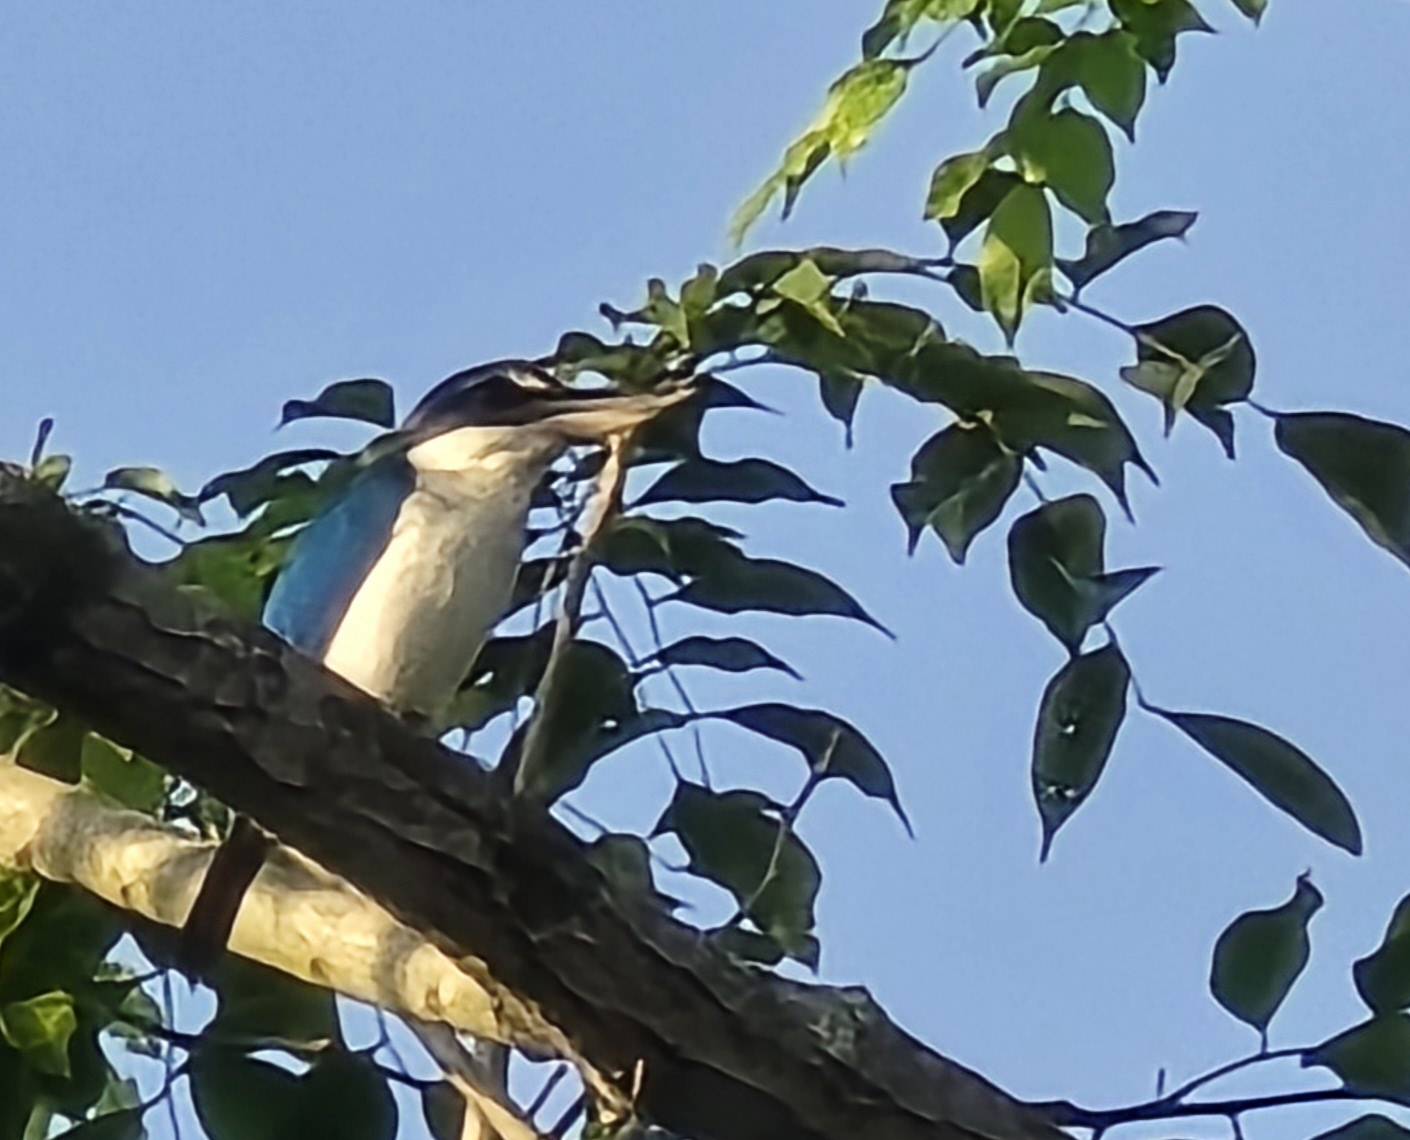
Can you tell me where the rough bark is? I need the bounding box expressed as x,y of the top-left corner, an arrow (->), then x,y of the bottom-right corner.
0,471 -> 1064,1140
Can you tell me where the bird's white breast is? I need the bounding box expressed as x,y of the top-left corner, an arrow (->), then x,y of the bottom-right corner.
320,427 -> 557,719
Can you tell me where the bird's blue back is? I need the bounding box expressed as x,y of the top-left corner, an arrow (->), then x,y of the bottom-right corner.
263,457 -> 415,659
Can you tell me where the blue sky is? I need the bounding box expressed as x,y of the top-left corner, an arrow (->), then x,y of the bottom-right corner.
3,3 -> 1409,1138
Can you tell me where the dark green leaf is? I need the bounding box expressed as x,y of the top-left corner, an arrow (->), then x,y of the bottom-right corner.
80,735 -> 165,813
1063,30 -> 1147,139
655,784 -> 820,962
199,449 -> 340,515
0,871 -> 38,949
1032,644 -> 1129,860
1009,109 -> 1114,225
1306,1016 -> 1410,1099
50,1109 -> 145,1140
601,516 -> 745,582
818,371 -> 864,442
938,168 -> 1025,250
585,833 -> 683,912
713,703 -> 909,833
673,553 -> 890,635
208,954 -> 341,1045
709,927 -> 786,966
191,1053 -> 301,1140
1276,412 -> 1410,572
17,717 -> 86,783
279,379 -> 395,429
890,424 -> 1021,562
653,636 -> 801,680
1148,707 -> 1362,854
420,1082 -> 466,1140
638,458 -> 842,508
1058,210 -> 1197,291
980,183 -> 1053,342
0,991 -> 77,1077
524,707 -> 690,804
1230,0 -> 1268,24
1210,874 -> 1323,1038
102,467 -> 204,524
1312,1116 -> 1410,1140
1008,496 -> 1156,651
1110,0 -> 1213,81
292,1053 -> 397,1140
30,418 -> 55,468
1355,893 -> 1410,1015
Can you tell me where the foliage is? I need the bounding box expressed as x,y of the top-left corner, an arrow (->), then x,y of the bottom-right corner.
4,1 -> 1410,1138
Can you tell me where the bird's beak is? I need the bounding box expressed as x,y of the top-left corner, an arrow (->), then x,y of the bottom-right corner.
533,380 -> 697,443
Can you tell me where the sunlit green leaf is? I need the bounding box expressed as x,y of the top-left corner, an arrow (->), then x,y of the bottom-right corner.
102,467 -> 204,524
1063,30 -> 1147,139
925,150 -> 993,225
80,735 -> 165,813
1,991 -> 77,1077
938,169 -> 1025,250
1306,1016 -> 1410,1099
976,43 -> 1061,106
980,183 -> 1052,342
0,871 -> 38,951
1010,109 -> 1114,224
1147,707 -> 1362,854
1058,210 -> 1196,292
1210,874 -> 1323,1039
863,0 -> 982,57
1032,643 -> 1129,860
891,424 -> 1021,562
1276,412 -> 1410,572
654,783 -> 820,963
32,454 -> 72,492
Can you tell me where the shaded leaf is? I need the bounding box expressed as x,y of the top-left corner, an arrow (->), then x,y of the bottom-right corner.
1008,495 -> 1156,651
293,1053 -> 397,1140
1062,30 -> 1147,139
1210,874 -> 1323,1039
1312,1117 -> 1410,1140
938,168 -> 1025,249
980,183 -> 1053,342
1355,893 -> 1410,1015
524,707 -> 690,804
1306,1016 -> 1410,1099
208,954 -> 340,1045
1058,210 -> 1197,292
0,870 -> 39,954
638,457 -> 842,508
672,553 -> 890,634
102,467 -> 204,524
17,716 -> 86,782
585,833 -> 682,912
1276,412 -> 1410,572
713,703 -> 909,832
890,424 -> 1020,562
80,735 -> 165,813
279,378 -> 395,429
655,784 -> 820,962
1230,0 -> 1269,24
199,449 -> 341,515
602,516 -> 745,581
420,1082 -> 466,1140
1110,0 -> 1213,81
1032,644 -> 1129,860
191,1053 -> 301,1140
652,636 -> 801,680
1147,707 -> 1362,854
1,991 -> 77,1077
50,1108 -> 145,1140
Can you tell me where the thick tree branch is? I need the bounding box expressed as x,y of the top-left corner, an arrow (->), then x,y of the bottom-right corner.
0,472 -> 1063,1140
0,762 -> 529,1048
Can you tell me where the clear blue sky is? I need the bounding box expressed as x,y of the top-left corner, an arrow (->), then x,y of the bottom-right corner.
3,4 -> 1409,1138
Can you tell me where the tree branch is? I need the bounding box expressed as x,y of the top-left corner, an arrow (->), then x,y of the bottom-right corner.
0,471 -> 1063,1140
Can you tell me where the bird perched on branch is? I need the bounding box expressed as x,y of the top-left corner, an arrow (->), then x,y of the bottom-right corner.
182,360 -> 691,967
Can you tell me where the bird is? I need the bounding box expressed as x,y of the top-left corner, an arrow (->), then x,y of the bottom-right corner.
265,358 -> 690,722
180,359 -> 691,970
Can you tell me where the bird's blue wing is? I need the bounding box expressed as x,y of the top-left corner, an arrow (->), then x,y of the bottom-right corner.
263,457 -> 415,658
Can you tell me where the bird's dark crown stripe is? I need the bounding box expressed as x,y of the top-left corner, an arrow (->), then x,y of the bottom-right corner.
263,457 -> 416,659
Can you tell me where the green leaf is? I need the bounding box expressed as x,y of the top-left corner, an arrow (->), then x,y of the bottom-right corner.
419,1082 -> 466,1140
102,467 -> 204,524
1010,109 -> 1114,224
292,1054 -> 397,1140
1058,210 -> 1197,292
1354,893 -> 1410,1015
191,1053 -> 301,1140
771,259 -> 845,337
523,707 -> 690,804
80,735 -> 165,813
938,169 -> 1025,249
199,449 -> 341,515
1210,874 -> 1323,1040
279,378 -> 395,429
925,150 -> 992,224
890,424 -> 1021,562
1147,707 -> 1362,855
16,717 -> 86,782
1312,1117 -> 1410,1140
979,182 -> 1053,342
1063,31 -> 1147,139
0,871 -> 39,949
50,1108 -> 145,1140
208,954 -> 341,1045
713,703 -> 909,833
862,0 -> 980,57
1276,412 -> 1410,572
672,553 -> 891,634
1110,0 -> 1213,81
1230,0 -> 1269,24
655,783 -> 821,963
1007,495 -> 1156,651
32,455 -> 73,492
731,60 -> 911,243
1,991 -> 77,1078
602,516 -> 745,581
976,43 -> 1060,106
1031,644 -> 1129,860
652,636 -> 801,680
638,457 -> 843,509
1306,1015 -> 1410,1099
